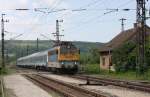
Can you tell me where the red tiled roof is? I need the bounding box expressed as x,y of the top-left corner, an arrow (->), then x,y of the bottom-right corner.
99,26 -> 150,52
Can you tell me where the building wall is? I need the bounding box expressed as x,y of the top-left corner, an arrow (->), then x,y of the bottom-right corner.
100,54 -> 115,71
100,54 -> 110,70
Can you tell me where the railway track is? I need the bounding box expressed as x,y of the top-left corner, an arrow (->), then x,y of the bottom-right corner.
0,77 -> 5,97
23,74 -> 117,97
71,75 -> 150,93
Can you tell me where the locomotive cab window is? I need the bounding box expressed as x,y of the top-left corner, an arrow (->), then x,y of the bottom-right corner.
48,49 -> 58,62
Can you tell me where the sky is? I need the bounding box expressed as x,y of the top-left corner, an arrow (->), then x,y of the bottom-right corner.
0,0 -> 150,43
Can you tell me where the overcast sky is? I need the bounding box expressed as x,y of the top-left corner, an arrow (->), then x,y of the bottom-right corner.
0,0 -> 150,43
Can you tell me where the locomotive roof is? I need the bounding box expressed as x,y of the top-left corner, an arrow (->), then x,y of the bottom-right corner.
18,46 -> 59,61
18,41 -> 77,61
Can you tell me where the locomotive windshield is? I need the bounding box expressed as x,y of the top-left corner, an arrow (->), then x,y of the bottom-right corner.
60,46 -> 78,54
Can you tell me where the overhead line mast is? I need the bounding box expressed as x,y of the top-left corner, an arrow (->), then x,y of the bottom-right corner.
1,14 -> 8,68
136,0 -> 148,74
52,20 -> 64,46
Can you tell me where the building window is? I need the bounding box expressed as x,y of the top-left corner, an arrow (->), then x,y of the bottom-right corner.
102,57 -> 105,66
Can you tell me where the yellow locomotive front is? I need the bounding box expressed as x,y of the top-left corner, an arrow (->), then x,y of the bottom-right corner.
58,42 -> 80,73
48,42 -> 80,73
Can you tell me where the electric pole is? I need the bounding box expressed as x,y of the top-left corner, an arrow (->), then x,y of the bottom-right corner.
1,14 -> 8,68
136,0 -> 147,74
119,18 -> 126,32
52,20 -> 64,46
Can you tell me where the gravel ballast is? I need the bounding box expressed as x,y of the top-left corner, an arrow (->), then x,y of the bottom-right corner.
43,74 -> 150,97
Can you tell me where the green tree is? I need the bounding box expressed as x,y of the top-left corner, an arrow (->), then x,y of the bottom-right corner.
112,41 -> 136,72
145,36 -> 150,69
80,48 -> 100,64
88,48 -> 100,64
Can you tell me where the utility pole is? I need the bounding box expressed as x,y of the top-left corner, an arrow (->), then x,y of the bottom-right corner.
119,18 -> 126,32
52,20 -> 64,46
37,38 -> 39,51
136,0 -> 147,75
1,14 -> 8,68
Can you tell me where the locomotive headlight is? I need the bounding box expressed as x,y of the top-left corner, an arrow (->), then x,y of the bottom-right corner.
75,61 -> 77,65
61,62 -> 64,65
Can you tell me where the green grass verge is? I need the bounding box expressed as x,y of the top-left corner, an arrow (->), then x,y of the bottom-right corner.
0,80 -> 1,97
97,70 -> 150,81
83,64 -> 150,81
0,67 -> 14,75
83,64 -> 100,74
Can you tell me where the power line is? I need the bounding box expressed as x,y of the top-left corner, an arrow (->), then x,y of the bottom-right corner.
117,0 -> 134,8
49,0 -> 61,11
62,7 -> 136,35
81,0 -> 103,8
50,0 -> 63,11
57,0 -> 104,19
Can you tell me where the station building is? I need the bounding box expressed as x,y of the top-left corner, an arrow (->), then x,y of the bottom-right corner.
99,24 -> 150,71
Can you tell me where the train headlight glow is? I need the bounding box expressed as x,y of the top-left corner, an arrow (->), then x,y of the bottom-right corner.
75,62 -> 77,65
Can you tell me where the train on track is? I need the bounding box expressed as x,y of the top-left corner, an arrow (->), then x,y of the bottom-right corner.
17,41 -> 80,74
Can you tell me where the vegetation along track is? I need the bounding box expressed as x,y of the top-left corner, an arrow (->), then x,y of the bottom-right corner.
23,74 -> 116,97
71,75 -> 150,93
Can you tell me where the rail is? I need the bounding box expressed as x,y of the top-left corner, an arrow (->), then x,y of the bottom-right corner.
71,75 -> 150,93
23,74 -> 117,97
1,76 -> 5,97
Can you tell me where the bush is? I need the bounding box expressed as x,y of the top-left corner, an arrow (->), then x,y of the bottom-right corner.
84,64 -> 100,74
80,48 -> 100,65
0,68 -> 9,75
112,41 -> 136,72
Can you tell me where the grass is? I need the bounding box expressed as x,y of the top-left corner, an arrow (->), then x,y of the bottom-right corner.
0,67 -> 14,75
83,64 -> 150,81
83,64 -> 100,74
98,70 -> 150,81
0,80 -> 2,97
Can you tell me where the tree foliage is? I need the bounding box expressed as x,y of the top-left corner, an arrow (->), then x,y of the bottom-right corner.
112,41 -> 136,72
113,37 -> 150,73
80,48 -> 100,64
